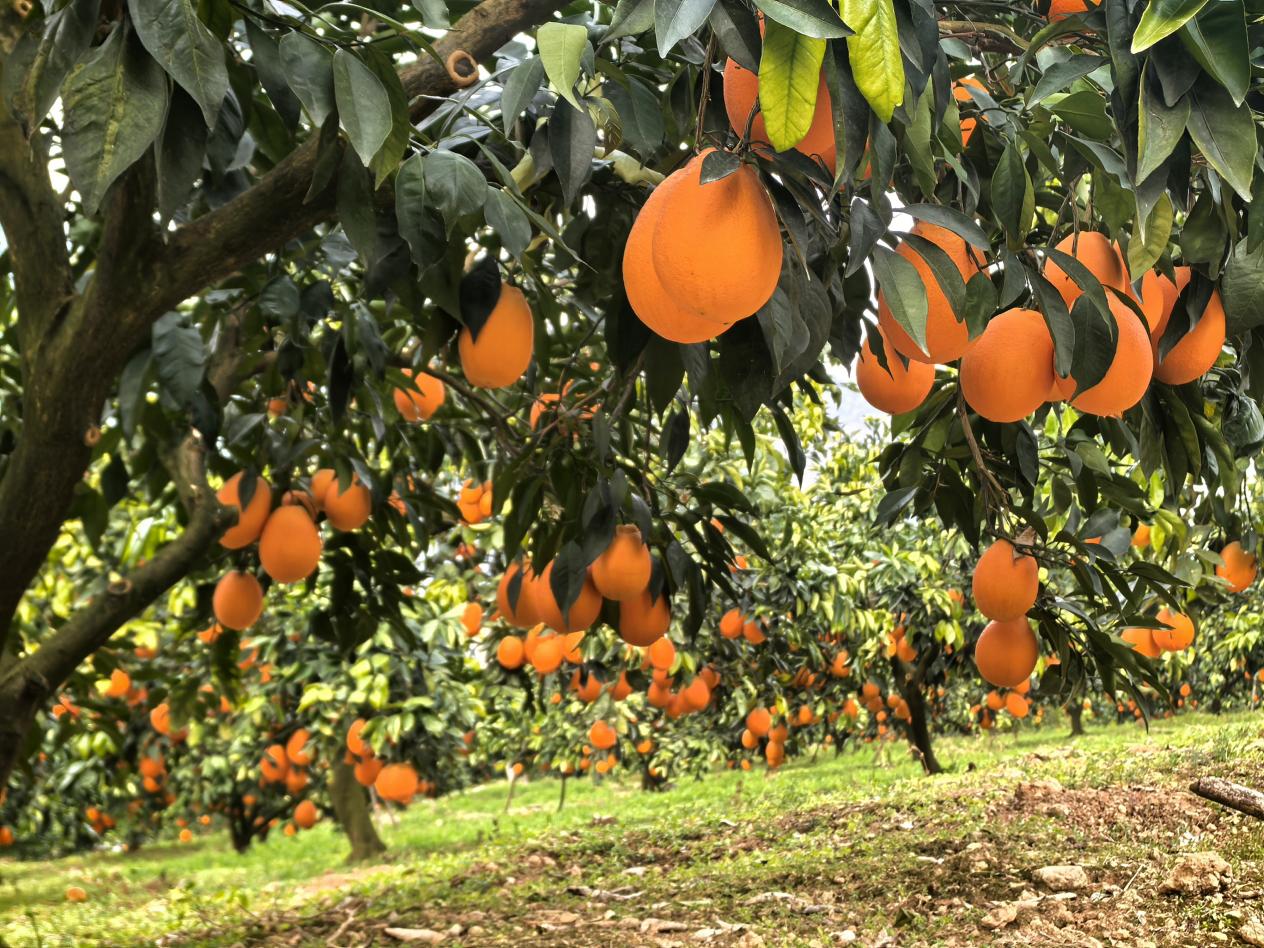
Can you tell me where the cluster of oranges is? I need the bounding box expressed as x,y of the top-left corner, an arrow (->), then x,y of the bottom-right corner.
971,538 -> 1041,689
345,719 -> 431,804
857,226 -> 1227,424
456,479 -> 493,524
718,608 -> 768,644
259,728 -> 316,799
975,680 -> 1034,728
740,707 -> 790,768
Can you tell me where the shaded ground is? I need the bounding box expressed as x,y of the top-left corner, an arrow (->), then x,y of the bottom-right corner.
8,713 -> 1264,946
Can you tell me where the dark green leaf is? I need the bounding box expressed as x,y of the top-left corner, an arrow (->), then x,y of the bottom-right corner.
871,245 -> 928,352
549,99 -> 596,206
128,0 -> 229,126
332,49 -> 392,167
1185,74 -> 1256,200
501,57 -> 544,134
605,76 -> 664,157
484,187 -> 533,258
655,0 -> 718,56
152,311 -> 207,407
754,0 -> 851,39
709,0 -> 762,72
278,32 -> 335,127
1131,0 -> 1212,51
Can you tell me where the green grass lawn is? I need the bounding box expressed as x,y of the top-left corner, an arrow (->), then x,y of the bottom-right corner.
5,712 -> 1264,946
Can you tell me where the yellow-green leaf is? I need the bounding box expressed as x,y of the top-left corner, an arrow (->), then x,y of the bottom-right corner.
840,0 -> 904,123
758,20 -> 825,152
1128,193 -> 1173,276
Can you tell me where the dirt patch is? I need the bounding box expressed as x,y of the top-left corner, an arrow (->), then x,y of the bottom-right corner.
994,779 -> 1221,842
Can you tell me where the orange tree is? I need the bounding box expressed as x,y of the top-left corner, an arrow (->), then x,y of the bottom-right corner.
1,0 -> 1263,823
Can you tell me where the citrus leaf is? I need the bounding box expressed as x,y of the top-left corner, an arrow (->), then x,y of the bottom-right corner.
1127,193 -> 1173,276
537,22 -> 588,110
128,0 -> 229,126
840,0 -> 904,122
1185,75 -> 1256,200
278,32 -> 335,127
871,244 -> 928,353
754,0 -> 850,39
655,0 -> 718,57
1131,0 -> 1212,51
1136,68 -> 1189,183
332,49 -> 392,167
758,19 -> 825,152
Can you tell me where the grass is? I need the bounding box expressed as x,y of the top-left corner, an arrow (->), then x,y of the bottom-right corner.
5,712 -> 1264,946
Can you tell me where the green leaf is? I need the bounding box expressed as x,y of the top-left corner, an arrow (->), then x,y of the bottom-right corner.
1131,0 -> 1212,52
548,99 -> 596,205
605,0 -> 656,41
871,245 -> 928,353
1127,193 -> 1173,276
655,0 -> 718,56
8,0 -> 99,130
127,0 -> 229,127
156,87 -> 207,225
754,0 -> 851,39
1049,89 -> 1112,140
362,49 -> 410,187
604,76 -> 664,157
61,26 -> 168,215
1180,0 -> 1248,105
709,0 -> 762,72
1185,75 -> 1256,201
1026,55 -> 1108,108
484,187 -> 532,258
901,204 -> 990,250
1136,69 -> 1189,183
840,0 -> 904,123
758,20 -> 826,152
501,57 -> 545,134
537,22 -> 588,110
411,0 -> 450,28
152,311 -> 206,407
332,50 -> 392,167
278,32 -> 335,127
423,150 -> 486,231
1222,239 -> 1264,334
990,138 -> 1032,247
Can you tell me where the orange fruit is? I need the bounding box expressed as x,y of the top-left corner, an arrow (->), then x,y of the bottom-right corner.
286,728 -> 312,767
877,222 -> 978,364
972,538 -> 1039,621
1217,541 -> 1258,593
742,620 -> 767,645
651,150 -> 782,323
354,755 -> 383,787
1131,523 -> 1151,548
346,718 -> 369,757
534,562 -> 603,633
682,676 -> 711,711
104,668 -> 130,698
624,166 -> 734,343
973,617 -> 1039,688
213,571 -> 264,631
953,77 -> 987,145
1152,268 -> 1225,385
1152,609 -> 1195,651
309,468 -> 336,509
959,308 -> 1055,422
394,368 -> 445,421
496,635 -> 526,669
375,763 -> 419,804
458,283 -> 534,388
285,768 -> 309,794
985,690 -> 1003,711
461,601 -> 483,637
592,524 -> 652,600
322,477 -> 372,531
646,635 -> 676,671
1004,692 -> 1030,718
529,634 -> 563,675
746,707 -> 772,738
1043,232 -> 1127,308
855,333 -> 935,414
259,506 -> 322,583
722,59 -> 835,166
496,563 -> 542,628
217,473 -> 272,549
1052,296 -> 1153,416
1122,626 -> 1162,658
1048,0 -> 1092,19
719,608 -> 745,639
260,744 -> 289,782
65,885 -> 88,902
589,720 -> 618,750
293,800 -> 318,829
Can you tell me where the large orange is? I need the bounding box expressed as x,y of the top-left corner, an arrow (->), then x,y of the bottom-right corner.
959,308 -> 1054,422
1048,0 -> 1092,19
1139,270 -> 1177,340
534,561 -> 603,633
855,333 -> 935,414
286,728 -> 312,766
496,635 -> 525,668
623,169 -> 734,343
722,59 -> 835,166
1054,295 -> 1153,416
258,506 -> 322,583
877,221 -> 978,364
1043,231 -> 1128,308
213,571 -> 264,631
496,562 -> 542,628
971,539 -> 1038,620
617,588 -> 670,646
589,720 -> 618,750
1151,608 -> 1195,651
394,368 -> 445,422
458,283 -> 534,388
217,473 -> 272,549
1152,268 -> 1225,384
375,763 -> 419,804
651,150 -> 782,323
322,477 -> 371,530
1121,626 -> 1162,658
973,617 -> 1039,688
1217,541 -> 1258,593
293,800 -> 318,829
591,524 -> 652,600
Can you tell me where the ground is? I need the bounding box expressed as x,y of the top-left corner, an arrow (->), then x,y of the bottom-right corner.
6,713 -> 1264,947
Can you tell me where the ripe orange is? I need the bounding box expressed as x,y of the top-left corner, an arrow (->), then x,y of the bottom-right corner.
458,283 -> 534,389
393,368 -> 445,422
1139,270 -> 1177,340
855,333 -> 935,414
322,477 -> 371,531
496,562 -> 542,628
647,635 -> 677,671
624,167 -> 734,343
1152,268 -> 1225,384
66,885 -> 88,902
592,525 -> 652,600
461,601 -> 483,637
104,668 -> 130,698
1122,626 -> 1162,658
1132,523 -> 1151,548
529,634 -> 563,675
651,150 -> 782,324
534,562 -> 603,632
496,635 -> 526,669
973,617 -> 1039,688
217,473 -> 272,549
985,690 -> 1003,711
285,768 -> 309,794
293,800 -> 318,829
346,718 -> 369,757
309,468 -> 336,510
213,571 -> 264,631
354,755 -> 383,787
746,707 -> 772,738
1152,609 -> 1195,651
877,222 -> 977,364
1054,296 -> 1153,416
259,506 -> 322,583
1004,692 -> 1030,718
682,676 -> 711,711
1043,231 -> 1128,307
375,763 -> 419,804
953,77 -> 987,146
260,744 -> 289,782
1217,541 -> 1258,593
959,308 -> 1055,422
589,720 -> 618,750
722,59 -> 835,166
742,619 -> 767,645
1047,0 -> 1092,19
286,728 -> 312,767
972,538 -> 1038,621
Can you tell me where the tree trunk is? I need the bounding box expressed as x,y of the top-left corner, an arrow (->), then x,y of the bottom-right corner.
904,685 -> 943,775
1190,777 -> 1264,820
1067,704 -> 1084,736
330,759 -> 385,863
